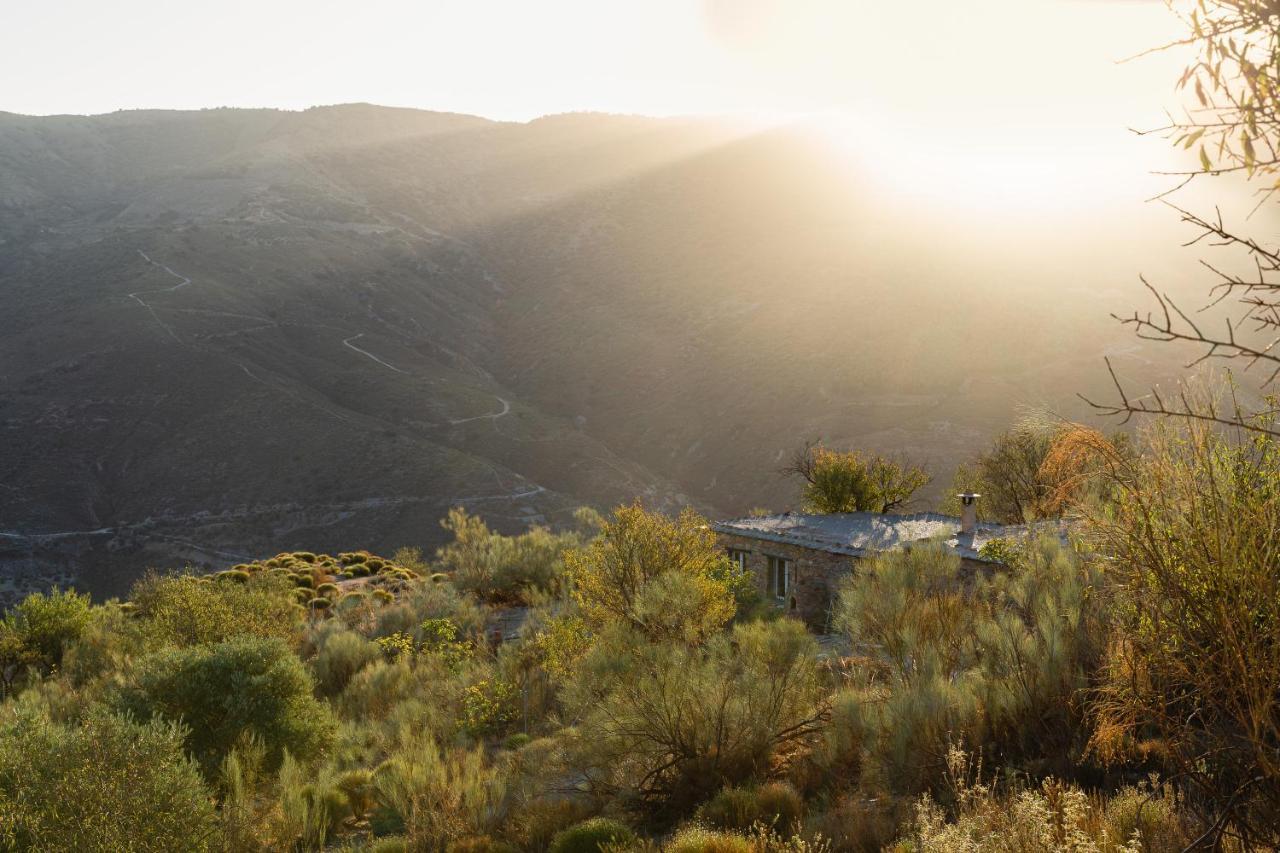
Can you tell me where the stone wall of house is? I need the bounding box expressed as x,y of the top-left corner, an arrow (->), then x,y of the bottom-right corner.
716,532 -> 861,629
717,531 -> 996,631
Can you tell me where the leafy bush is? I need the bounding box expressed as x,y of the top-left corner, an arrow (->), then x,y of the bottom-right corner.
548,817 -> 637,853
833,537 -> 1104,794
2,587 -> 92,670
1079,413 -> 1280,842
787,443 -> 929,514
700,783 -> 803,834
310,623 -> 381,697
565,503 -> 744,644
129,571 -> 302,648
566,619 -> 826,817
115,635 -> 335,778
0,707 -> 219,851
374,730 -> 507,849
436,507 -> 585,603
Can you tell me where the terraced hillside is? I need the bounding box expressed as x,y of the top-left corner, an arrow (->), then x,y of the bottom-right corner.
0,105 -> 1187,601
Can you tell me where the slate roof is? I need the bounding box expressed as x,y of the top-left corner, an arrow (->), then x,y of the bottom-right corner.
711,511 -> 1023,562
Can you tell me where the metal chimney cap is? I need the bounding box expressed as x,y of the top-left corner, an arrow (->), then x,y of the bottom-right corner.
957,493 -> 981,505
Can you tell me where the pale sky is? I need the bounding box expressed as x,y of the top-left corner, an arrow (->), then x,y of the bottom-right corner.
4,0 -> 1192,210
4,1 -> 1182,120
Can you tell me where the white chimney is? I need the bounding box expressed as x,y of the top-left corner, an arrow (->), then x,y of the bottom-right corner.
958,493 -> 980,536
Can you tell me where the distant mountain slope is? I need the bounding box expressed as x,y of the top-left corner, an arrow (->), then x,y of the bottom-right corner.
0,105 -> 1182,601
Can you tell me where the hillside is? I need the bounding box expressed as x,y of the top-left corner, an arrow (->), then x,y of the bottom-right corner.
0,105 -> 1185,601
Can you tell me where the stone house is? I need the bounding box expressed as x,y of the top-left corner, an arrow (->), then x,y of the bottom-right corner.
712,495 -> 1019,629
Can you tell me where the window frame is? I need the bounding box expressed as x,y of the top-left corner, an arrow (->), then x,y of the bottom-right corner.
726,548 -> 751,571
766,555 -> 791,600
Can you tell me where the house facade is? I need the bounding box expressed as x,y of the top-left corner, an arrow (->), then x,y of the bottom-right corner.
712,499 -> 1016,629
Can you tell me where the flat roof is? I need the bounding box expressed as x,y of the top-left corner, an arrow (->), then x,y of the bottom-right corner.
712,511 -> 1022,562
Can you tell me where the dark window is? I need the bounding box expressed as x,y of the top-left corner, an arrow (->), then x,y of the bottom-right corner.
767,556 -> 790,599
727,548 -> 750,571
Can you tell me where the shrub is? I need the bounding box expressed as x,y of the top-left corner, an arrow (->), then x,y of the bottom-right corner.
667,826 -> 754,853
447,836 -> 522,853
0,707 -> 219,851
436,507 -> 585,603
566,619 -> 826,818
700,787 -> 760,831
130,572 -> 302,648
462,679 -> 519,738
548,817 -> 637,853
370,838 -> 409,853
806,796 -> 902,853
2,587 -> 93,670
310,625 -> 381,697
217,569 -> 251,584
374,731 -> 506,849
308,597 -> 332,612
700,783 -> 802,834
1103,783 -> 1189,853
1080,412 -> 1280,842
833,537 -> 1104,794
115,635 -> 335,779
754,783 -> 804,834
564,503 -> 742,643
504,732 -> 532,751
786,442 -> 930,514
316,582 -> 340,597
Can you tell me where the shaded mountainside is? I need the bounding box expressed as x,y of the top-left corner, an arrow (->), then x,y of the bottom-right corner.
0,105 -> 1182,600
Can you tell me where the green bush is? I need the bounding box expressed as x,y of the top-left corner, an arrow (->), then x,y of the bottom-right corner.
369,838 -> 409,853
699,787 -> 759,831
3,587 -> 93,669
130,572 -> 302,648
310,625 -> 381,697
699,783 -> 802,834
504,732 -> 532,750
0,707 -> 219,852
316,582 -> 340,597
1103,784 -> 1188,852
115,635 -> 335,779
566,619 -> 824,816
308,597 -> 332,612
217,569 -> 251,584
667,826 -> 754,853
437,506 -> 586,603
548,817 -> 636,853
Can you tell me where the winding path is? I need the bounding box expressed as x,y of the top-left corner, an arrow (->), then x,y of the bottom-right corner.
130,250 -> 193,342
449,395 -> 511,425
342,333 -> 407,374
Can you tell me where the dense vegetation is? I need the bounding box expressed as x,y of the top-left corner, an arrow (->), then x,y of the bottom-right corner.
1,409 -> 1278,851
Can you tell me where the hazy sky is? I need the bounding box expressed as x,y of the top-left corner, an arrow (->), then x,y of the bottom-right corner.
6,1 -> 1181,120
5,0 -> 1192,210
